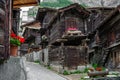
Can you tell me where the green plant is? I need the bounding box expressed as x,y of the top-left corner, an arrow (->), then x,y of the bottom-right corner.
84,68 -> 89,73
92,63 -> 98,69
112,73 -> 119,76
63,70 -> 70,75
40,0 -> 73,8
80,77 -> 91,80
34,60 -> 40,64
47,66 -> 52,70
70,70 -> 82,74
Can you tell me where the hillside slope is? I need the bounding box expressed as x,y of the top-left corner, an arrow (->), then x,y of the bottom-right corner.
71,0 -> 120,7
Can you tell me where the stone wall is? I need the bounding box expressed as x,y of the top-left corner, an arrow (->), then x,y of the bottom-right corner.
25,51 -> 41,62
0,56 -> 27,80
25,48 -> 49,65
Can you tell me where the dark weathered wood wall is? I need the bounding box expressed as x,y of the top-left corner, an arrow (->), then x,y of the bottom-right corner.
48,10 -> 87,44
24,28 -> 40,41
49,46 -> 88,69
87,9 -> 113,34
42,12 -> 55,29
0,0 -> 12,62
87,8 -> 115,66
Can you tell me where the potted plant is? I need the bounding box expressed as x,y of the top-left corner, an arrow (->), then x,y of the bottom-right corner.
10,32 -> 25,56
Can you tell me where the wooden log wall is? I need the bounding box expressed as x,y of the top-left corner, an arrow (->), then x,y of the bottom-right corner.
49,46 -> 88,69
0,0 -> 12,62
113,22 -> 120,42
87,11 -> 102,33
24,28 -> 40,40
49,47 -> 61,64
49,21 -> 62,44
64,46 -> 80,69
43,12 -> 56,29
49,12 -> 86,44
87,9 -> 113,33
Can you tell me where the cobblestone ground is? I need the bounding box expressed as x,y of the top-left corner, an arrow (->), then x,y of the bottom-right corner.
26,62 -> 67,80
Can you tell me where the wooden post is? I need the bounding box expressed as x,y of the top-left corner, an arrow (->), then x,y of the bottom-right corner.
61,42 -> 64,69
118,51 -> 120,62
117,51 -> 119,66
113,52 -> 115,67
4,0 -> 12,59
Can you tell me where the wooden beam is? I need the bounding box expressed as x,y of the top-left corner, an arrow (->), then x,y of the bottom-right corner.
56,39 -> 68,42
13,2 -> 37,6
13,3 -> 37,8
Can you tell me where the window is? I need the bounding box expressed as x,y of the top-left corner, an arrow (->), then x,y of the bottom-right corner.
108,31 -> 116,45
65,17 -> 78,31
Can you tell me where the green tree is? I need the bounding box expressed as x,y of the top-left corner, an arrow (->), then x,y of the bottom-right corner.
40,0 -> 73,8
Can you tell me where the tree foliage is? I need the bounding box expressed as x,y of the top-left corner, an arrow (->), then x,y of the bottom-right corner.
40,0 -> 73,8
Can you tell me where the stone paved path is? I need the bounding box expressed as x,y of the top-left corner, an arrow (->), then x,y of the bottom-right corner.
26,62 -> 67,80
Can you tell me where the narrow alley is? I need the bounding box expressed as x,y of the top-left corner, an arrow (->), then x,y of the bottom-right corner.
26,62 -> 67,80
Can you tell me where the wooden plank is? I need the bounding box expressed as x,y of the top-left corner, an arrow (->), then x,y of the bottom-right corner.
56,39 -> 67,42
13,0 -> 38,8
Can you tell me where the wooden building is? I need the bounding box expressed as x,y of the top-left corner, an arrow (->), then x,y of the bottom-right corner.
88,6 -> 120,69
0,0 -> 12,63
39,3 -> 90,69
97,6 -> 120,69
87,7 -> 115,34
22,21 -> 41,53
47,3 -> 90,45
87,7 -> 115,64
36,8 -> 57,48
0,0 -> 40,63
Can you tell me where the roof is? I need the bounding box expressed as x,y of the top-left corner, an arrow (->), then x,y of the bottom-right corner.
59,3 -> 90,14
88,7 -> 115,10
47,3 -> 90,29
13,0 -> 40,8
36,8 -> 57,23
97,5 -> 120,30
21,20 -> 41,28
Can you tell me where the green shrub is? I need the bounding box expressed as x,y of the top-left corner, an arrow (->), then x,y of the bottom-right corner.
70,70 -> 82,74
63,70 -> 70,75
47,66 -> 52,70
34,60 -> 40,64
83,68 -> 89,73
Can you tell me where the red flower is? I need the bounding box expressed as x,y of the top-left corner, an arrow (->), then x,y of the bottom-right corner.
16,36 -> 21,39
10,32 -> 25,46
19,37 -> 25,43
11,33 -> 16,38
